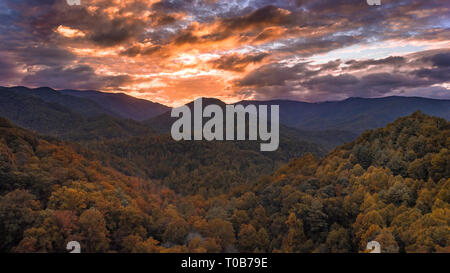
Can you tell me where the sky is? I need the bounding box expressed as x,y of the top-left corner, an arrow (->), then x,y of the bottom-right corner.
0,0 -> 448,106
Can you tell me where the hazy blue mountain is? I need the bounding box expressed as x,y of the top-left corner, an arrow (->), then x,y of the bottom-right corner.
0,86 -> 152,141
61,89 -> 170,121
145,98 -> 357,150
145,98 -> 225,133
2,86 -> 448,149
0,86 -> 87,134
1,86 -> 116,117
1,86 -> 170,121
147,96 -> 449,149
239,96 -> 450,133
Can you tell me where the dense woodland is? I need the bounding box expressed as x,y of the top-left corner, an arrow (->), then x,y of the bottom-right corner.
0,111 -> 448,253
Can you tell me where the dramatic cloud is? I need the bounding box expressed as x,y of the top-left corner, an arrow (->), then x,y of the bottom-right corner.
237,50 -> 450,101
209,53 -> 269,71
22,65 -> 132,90
344,56 -> 407,71
0,0 -> 448,105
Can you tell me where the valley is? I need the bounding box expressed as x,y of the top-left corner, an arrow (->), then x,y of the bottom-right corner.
0,86 -> 448,253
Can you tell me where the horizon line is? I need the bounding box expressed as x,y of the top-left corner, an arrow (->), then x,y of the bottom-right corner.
2,85 -> 450,108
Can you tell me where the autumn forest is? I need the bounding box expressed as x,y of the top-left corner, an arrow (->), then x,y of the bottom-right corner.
0,94 -> 448,253
0,0 -> 449,255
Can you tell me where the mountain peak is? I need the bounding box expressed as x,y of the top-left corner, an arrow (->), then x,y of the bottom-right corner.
60,89 -> 170,120
194,97 -> 226,105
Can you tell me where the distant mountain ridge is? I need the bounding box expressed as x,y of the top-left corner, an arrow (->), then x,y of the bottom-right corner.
1,86 -> 117,118
0,86 -> 153,141
61,89 -> 169,121
146,95 -> 449,147
1,86 -> 449,148
2,86 -> 448,134
238,96 -> 450,133
0,86 -> 170,121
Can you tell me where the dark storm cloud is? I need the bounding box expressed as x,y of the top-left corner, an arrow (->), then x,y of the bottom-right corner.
414,67 -> 450,82
0,0 -> 448,101
22,65 -> 132,90
279,35 -> 362,56
3,0 -> 449,49
237,62 -> 319,87
237,51 -> 450,101
247,0 -> 449,56
151,0 -> 194,12
174,30 -> 200,45
2,0 -> 147,47
17,45 -> 76,67
88,18 -> 144,47
173,5 -> 305,47
428,53 -> 450,68
412,52 -> 450,81
209,52 -> 269,71
3,0 -> 72,38
304,72 -> 431,97
64,11 -> 146,47
151,0 -> 256,22
170,8 -> 365,57
150,13 -> 178,27
221,5 -> 292,30
345,56 -> 407,70
320,59 -> 342,71
120,45 -> 163,57
2,0 -> 448,52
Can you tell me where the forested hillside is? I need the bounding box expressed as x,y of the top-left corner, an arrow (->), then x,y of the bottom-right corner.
0,86 -> 169,121
236,112 -> 449,252
0,87 -> 153,141
0,112 -> 448,253
84,136 -> 324,197
61,89 -> 169,121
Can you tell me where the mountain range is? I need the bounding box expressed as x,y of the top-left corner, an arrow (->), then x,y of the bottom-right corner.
0,86 -> 449,149
238,97 -> 450,133
0,86 -> 448,253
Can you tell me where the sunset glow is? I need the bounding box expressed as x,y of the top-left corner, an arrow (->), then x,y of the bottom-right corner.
0,0 -> 448,106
